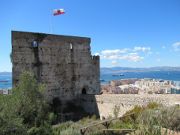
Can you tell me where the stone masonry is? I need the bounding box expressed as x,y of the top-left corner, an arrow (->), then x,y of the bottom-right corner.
81,94 -> 180,119
12,31 -> 100,101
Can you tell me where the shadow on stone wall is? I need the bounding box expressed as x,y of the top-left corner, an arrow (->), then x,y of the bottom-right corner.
50,95 -> 100,122
79,94 -> 100,118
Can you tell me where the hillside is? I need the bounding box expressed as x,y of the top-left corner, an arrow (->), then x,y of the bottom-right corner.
101,66 -> 180,74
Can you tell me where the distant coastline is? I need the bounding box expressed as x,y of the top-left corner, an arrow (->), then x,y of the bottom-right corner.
101,66 -> 180,74
100,67 -> 180,85
1,67 -> 180,89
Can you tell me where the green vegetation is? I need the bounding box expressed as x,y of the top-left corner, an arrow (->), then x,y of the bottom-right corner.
108,102 -> 180,135
113,105 -> 120,118
52,104 -> 180,135
0,72 -> 53,135
0,72 -> 179,135
52,116 -> 104,135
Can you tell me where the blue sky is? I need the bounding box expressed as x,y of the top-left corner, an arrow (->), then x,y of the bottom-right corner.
0,0 -> 180,71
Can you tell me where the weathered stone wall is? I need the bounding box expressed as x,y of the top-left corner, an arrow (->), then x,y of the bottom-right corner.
12,31 -> 100,101
81,94 -> 180,119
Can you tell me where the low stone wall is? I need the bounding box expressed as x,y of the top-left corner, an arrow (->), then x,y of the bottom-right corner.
81,94 -> 180,119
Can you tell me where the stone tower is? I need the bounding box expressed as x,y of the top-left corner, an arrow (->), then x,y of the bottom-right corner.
12,31 -> 100,101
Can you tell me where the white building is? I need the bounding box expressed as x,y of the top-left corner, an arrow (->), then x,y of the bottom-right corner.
134,79 -> 174,94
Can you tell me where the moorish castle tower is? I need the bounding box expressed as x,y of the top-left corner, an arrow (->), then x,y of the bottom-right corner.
12,31 -> 100,101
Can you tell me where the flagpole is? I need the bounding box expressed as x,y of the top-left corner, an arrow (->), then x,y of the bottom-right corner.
49,9 -> 53,34
49,9 -> 65,33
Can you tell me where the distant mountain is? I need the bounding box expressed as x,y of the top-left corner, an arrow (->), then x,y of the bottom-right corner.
101,66 -> 180,74
0,72 -> 12,75
1,66 -> 180,75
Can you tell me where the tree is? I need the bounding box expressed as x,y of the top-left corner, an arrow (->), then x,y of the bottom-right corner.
0,72 -> 53,135
12,72 -> 50,127
0,92 -> 27,135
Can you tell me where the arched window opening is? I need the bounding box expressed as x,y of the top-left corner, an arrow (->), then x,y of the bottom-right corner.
70,43 -> 73,50
52,97 -> 61,107
32,40 -> 38,48
82,88 -> 87,94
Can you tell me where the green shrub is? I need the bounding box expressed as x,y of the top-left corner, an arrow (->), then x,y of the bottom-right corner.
48,112 -> 57,125
0,72 -> 52,134
0,116 -> 27,135
57,127 -> 80,135
27,123 -> 52,135
12,72 -> 50,127
91,115 -> 97,121
146,102 -> 160,109
122,105 -> 144,124
110,120 -> 134,129
136,105 -> 180,134
113,105 -> 120,118
158,106 -> 180,131
137,109 -> 162,135
52,121 -> 80,135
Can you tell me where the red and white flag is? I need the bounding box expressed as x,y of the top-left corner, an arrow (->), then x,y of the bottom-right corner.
53,9 -> 65,16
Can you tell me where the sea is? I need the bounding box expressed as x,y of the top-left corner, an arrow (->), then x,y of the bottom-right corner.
100,71 -> 180,86
0,73 -> 12,89
0,71 -> 180,89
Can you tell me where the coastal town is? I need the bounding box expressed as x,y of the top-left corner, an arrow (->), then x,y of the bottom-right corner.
101,78 -> 180,94
1,78 -> 180,95
0,89 -> 11,95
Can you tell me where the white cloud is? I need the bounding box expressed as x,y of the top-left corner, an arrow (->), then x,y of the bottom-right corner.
112,60 -> 118,66
119,53 -> 144,62
101,49 -> 129,56
94,53 -> 100,56
98,46 -> 149,63
133,46 -> 151,52
102,54 -> 119,60
172,42 -> 180,51
162,46 -> 166,49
